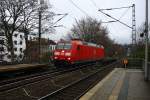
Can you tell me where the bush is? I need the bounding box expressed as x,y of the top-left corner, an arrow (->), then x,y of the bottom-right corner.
40,52 -> 53,63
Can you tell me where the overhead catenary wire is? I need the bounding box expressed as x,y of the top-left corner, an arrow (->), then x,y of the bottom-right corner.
98,4 -> 136,45
98,10 -> 132,29
88,0 -> 117,24
100,8 -> 131,40
89,0 -> 99,9
118,7 -> 130,20
53,13 -> 68,25
94,4 -> 132,25
101,7 -> 130,24
99,6 -> 132,11
52,7 -> 79,30
101,21 -> 117,23
68,0 -> 90,17
87,0 -> 113,24
52,7 -> 73,29
53,6 -> 77,20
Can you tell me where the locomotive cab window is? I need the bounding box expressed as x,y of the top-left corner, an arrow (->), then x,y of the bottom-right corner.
64,43 -> 71,49
56,43 -> 71,50
56,43 -> 64,49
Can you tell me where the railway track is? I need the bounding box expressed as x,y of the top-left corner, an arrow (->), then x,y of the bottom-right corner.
38,61 -> 119,100
0,67 -> 57,85
0,63 -> 96,92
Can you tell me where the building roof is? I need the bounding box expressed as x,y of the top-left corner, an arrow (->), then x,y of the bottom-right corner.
28,38 -> 56,45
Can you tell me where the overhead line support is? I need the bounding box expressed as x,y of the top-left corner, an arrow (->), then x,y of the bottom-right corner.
99,6 -> 132,11
98,10 -> 133,29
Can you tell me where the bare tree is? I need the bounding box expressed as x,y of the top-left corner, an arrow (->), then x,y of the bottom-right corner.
0,0 -> 54,62
70,17 -> 110,43
20,0 -> 54,62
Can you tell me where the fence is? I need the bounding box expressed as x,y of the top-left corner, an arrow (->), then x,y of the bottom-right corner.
126,58 -> 144,69
122,58 -> 150,81
24,43 -> 55,64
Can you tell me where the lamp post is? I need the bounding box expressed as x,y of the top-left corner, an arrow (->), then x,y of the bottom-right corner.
145,0 -> 149,80
38,3 -> 41,63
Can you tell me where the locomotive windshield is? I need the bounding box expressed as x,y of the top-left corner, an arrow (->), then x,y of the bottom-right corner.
56,43 -> 71,50
56,43 -> 64,49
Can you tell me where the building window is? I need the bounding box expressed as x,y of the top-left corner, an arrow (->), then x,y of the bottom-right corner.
14,48 -> 17,51
20,35 -> 23,39
19,54 -> 23,59
14,34 -> 18,37
29,36 -> 32,40
0,32 -> 4,36
7,55 -> 11,59
14,41 -> 17,45
0,47 -> 4,51
14,54 -> 17,58
20,48 -> 23,52
0,40 -> 4,45
20,41 -> 22,45
0,55 -> 3,59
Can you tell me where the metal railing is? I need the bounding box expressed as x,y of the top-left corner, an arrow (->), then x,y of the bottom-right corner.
126,58 -> 144,69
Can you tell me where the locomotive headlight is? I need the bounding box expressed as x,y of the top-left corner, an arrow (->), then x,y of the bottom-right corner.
54,52 -> 60,55
65,52 -> 71,56
54,57 -> 58,59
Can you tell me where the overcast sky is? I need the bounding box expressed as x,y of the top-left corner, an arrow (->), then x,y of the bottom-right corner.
45,0 -> 150,44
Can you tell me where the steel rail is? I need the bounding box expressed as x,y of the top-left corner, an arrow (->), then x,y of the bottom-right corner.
38,60 -> 120,100
0,63 -> 95,92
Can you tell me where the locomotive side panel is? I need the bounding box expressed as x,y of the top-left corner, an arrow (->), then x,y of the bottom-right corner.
97,48 -> 105,60
53,39 -> 105,67
70,44 -> 79,63
76,45 -> 85,61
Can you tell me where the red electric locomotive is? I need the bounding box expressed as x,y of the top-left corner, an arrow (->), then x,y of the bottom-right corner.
53,39 -> 104,67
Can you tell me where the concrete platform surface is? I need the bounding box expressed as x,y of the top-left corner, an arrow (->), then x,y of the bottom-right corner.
80,68 -> 150,100
0,64 -> 47,72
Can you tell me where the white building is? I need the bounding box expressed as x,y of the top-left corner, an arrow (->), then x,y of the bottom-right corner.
0,31 -> 26,62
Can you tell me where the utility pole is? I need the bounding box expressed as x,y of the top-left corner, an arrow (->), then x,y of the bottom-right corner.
38,0 -> 42,63
132,4 -> 136,57
145,0 -> 149,80
38,11 -> 41,63
132,4 -> 136,45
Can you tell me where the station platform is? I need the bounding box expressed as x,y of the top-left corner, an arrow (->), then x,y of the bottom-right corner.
80,68 -> 150,100
0,64 -> 47,73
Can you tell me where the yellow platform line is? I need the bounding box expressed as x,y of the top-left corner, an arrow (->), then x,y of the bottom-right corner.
108,70 -> 126,100
80,68 -> 120,100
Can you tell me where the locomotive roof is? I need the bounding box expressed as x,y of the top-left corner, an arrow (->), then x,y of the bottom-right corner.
72,40 -> 104,48
57,39 -> 104,48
